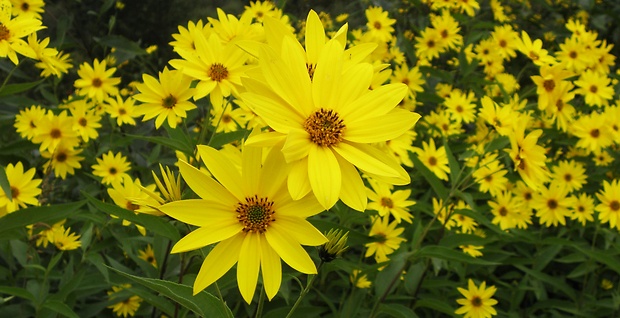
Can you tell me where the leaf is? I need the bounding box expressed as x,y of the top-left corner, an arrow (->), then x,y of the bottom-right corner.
411,153 -> 449,200
209,130 -> 249,149
0,201 -> 85,236
413,298 -> 457,316
83,192 -> 179,241
127,134 -> 194,154
374,252 -> 409,298
378,303 -> 418,318
515,265 -> 576,301
0,165 -> 11,202
438,233 -> 487,248
573,245 -> 620,275
42,300 -> 80,318
416,246 -> 500,265
95,35 -> 146,56
0,286 -> 35,301
164,124 -> 196,154
107,266 -> 234,318
443,139 -> 460,185
0,79 -> 44,97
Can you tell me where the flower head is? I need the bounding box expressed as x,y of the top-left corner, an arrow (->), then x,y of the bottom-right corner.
0,161 -> 42,214
455,279 -> 498,318
74,59 -> 121,102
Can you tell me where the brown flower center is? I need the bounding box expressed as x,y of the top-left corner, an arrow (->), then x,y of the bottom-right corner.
589,85 -> 598,94
50,128 -> 62,139
590,129 -> 600,138
304,108 -> 345,147
162,95 -> 177,109
569,51 -> 577,59
92,78 -> 103,88
0,25 -> 10,41
543,79 -> 555,92
78,117 -> 88,127
10,186 -> 19,199
427,40 -> 435,48
499,39 -> 507,48
564,173 -> 572,182
56,152 -> 68,163
119,108 -> 127,115
109,167 -> 118,175
499,206 -> 508,216
21,3 -> 30,11
373,21 -> 382,30
440,29 -> 448,39
547,199 -> 558,209
471,296 -> 483,307
610,200 -> 620,211
208,63 -> 229,82
236,195 -> 275,233
428,156 -> 437,166
381,197 -> 394,209
126,201 -> 140,211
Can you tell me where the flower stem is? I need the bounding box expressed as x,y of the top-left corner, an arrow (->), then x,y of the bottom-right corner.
285,261 -> 323,318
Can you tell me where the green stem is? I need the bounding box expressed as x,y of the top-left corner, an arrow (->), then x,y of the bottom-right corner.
0,61 -> 22,91
254,287 -> 265,318
285,261 -> 324,318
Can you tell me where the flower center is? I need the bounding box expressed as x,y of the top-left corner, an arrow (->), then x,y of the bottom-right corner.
92,78 -> 103,88
21,3 -> 30,11
529,51 -> 539,60
208,63 -> 229,82
380,197 -> 394,209
78,117 -> 88,127
56,152 -> 68,163
109,167 -> 118,175
306,63 -> 316,81
589,85 -> 598,94
499,206 -> 507,216
303,108 -> 346,147
564,173 -> 572,182
10,186 -> 19,199
373,21 -> 382,30
428,156 -> 437,166
543,79 -> 555,92
119,108 -> 127,115
236,195 -> 275,233
610,200 -> 620,211
499,39 -> 507,48
590,129 -> 600,138
569,51 -> 577,59
427,40 -> 435,48
50,128 -> 62,139
0,25 -> 10,41
126,201 -> 140,211
547,199 -> 558,210
471,296 -> 483,307
222,114 -> 232,123
440,29 -> 448,39
162,95 -> 177,109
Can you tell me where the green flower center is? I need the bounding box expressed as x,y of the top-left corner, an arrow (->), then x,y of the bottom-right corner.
162,95 -> 177,109
236,195 -> 275,233
208,63 -> 229,82
304,108 -> 345,147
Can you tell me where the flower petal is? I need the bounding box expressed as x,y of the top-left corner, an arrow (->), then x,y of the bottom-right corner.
242,141 -> 261,196
276,195 -> 324,218
281,129 -> 312,163
158,199 -> 234,226
260,238 -> 282,300
336,156 -> 367,212
271,216 -> 327,246
312,40 -> 343,111
178,160 -> 237,205
237,234 -> 261,304
197,145 -> 245,201
265,226 -> 317,274
260,145 -> 289,199
333,142 -> 402,178
287,159 -> 312,200
308,146 -> 341,210
345,109 -> 421,143
340,83 -> 407,121
193,234 -> 243,295
171,222 -> 242,254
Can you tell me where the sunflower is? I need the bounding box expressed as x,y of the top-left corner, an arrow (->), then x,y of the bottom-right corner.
107,284 -> 142,317
366,179 -> 415,223
413,138 -> 450,181
69,100 -> 102,142
133,67 -> 196,129
574,69 -> 614,107
569,193 -> 594,226
455,279 -> 498,318
0,161 -> 42,213
158,144 -> 327,303
531,183 -> 571,227
74,59 -> 121,102
52,225 -> 81,251
550,160 -> 587,193
91,151 -> 131,185
515,31 -> 555,66
364,6 -> 395,43
105,94 -> 138,126
507,118 -> 550,190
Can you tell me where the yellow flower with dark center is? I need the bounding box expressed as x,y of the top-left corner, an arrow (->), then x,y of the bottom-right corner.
138,244 -> 157,268
0,161 -> 41,214
595,179 -> 620,230
515,31 -> 555,66
74,59 -> 121,102
158,144 -> 327,303
550,160 -> 587,193
569,193 -> 594,226
105,94 -> 138,126
364,215 -> 406,263
107,284 -> 142,317
366,179 -> 415,223
14,104 -> 46,140
574,69 -> 614,107
10,0 -> 44,19
0,0 -> 43,64
169,20 -> 211,54
571,112 -> 614,153
507,117 -> 550,190
108,175 -> 162,216
52,225 -> 81,251
455,279 -> 498,318
364,6 -> 395,43
91,151 -> 131,185
31,110 -> 80,153
41,143 -> 84,180
133,67 -> 196,129
531,183 -> 571,227
489,191 -> 521,230
69,100 -> 102,142
413,138 -> 450,181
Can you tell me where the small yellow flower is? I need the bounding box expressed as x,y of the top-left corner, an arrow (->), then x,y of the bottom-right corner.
455,279 -> 498,318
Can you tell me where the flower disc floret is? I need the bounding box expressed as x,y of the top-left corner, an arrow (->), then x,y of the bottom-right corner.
304,108 -> 346,147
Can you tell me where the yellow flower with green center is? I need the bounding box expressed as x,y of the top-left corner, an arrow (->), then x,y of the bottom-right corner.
0,161 -> 41,214
455,279 -> 498,318
158,143 -> 327,303
133,67 -> 196,129
74,59 -> 121,102
242,28 -> 420,211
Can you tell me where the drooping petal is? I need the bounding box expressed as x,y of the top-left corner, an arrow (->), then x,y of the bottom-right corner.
265,226 -> 317,274
178,161 -> 238,205
271,216 -> 327,246
197,145 -> 245,201
287,159 -> 312,200
237,234 -> 261,304
193,234 -> 244,295
260,238 -> 282,300
335,155 -> 367,212
281,129 -> 313,163
345,109 -> 421,143
171,222 -> 242,254
308,146 -> 341,210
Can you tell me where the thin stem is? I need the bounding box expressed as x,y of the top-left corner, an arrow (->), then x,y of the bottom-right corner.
285,261 -> 324,318
254,287 -> 266,318
0,61 -> 22,91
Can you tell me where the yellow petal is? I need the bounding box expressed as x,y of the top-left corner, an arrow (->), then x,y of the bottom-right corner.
312,40 -> 344,111
281,36 -> 313,115
240,91 -> 301,133
276,194 -> 324,218
333,142 -> 401,178
237,234 -> 261,304
340,83 -> 407,122
197,145 -> 245,201
245,130 -> 287,148
287,159 -> 312,200
158,199 -> 234,226
193,234 -> 243,295
345,109 -> 421,143
241,141 -> 261,196
171,222 -> 242,254
281,129 -> 312,163
271,216 -> 327,246
336,63 -> 373,108
260,238 -> 282,300
308,146 -> 341,210
265,226 -> 317,274
336,156 -> 367,211
178,161 -> 237,205
259,145 -> 289,199
263,16 -> 296,55
305,10 -> 325,65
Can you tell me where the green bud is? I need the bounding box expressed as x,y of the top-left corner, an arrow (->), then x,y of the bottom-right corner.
318,228 -> 349,262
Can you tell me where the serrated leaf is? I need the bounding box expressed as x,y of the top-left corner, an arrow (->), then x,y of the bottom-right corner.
0,201 -> 85,236
107,266 -> 234,318
83,192 -> 180,241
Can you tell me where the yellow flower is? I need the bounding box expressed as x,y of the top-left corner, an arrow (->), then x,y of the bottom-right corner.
242,18 -> 419,211
413,138 -> 450,181
52,225 -> 81,251
41,144 -> 84,180
133,67 -> 196,129
574,70 -> 614,107
158,144 -> 327,303
107,284 -> 142,317
569,193 -> 595,226
10,0 -> 45,19
31,110 -> 80,153
571,112 -> 614,153
107,175 -> 162,216
460,245 -> 483,258
0,1 -> 43,64
507,118 -> 550,190
531,183 -> 571,227
74,59 -> 121,102
105,94 -> 139,126
366,179 -> 415,223
595,179 -> 620,230
515,31 -> 555,66
138,244 -> 157,268
14,104 -> 46,140
455,279 -> 498,318
69,100 -> 102,142
364,6 -> 395,43
364,215 -> 406,263
0,161 -> 41,214
550,160 -> 587,193
91,151 -> 131,185
350,269 -> 372,289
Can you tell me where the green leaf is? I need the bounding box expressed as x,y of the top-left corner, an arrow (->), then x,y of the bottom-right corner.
83,192 -> 180,241
413,298 -> 457,316
0,201 -> 85,236
411,154 -> 449,200
95,35 -> 146,56
107,266 -> 234,318
416,246 -> 500,265
0,165 -> 11,203
209,130 -> 249,149
515,265 -> 577,301
42,300 -> 80,318
573,245 -> 620,275
127,134 -> 194,154
164,124 -> 196,154
0,79 -> 45,97
0,286 -> 35,301
378,303 -> 418,318
438,234 -> 487,248
443,139 -> 460,185
374,252 -> 409,298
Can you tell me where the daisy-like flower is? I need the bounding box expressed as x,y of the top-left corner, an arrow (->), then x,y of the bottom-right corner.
138,244 -> 157,268
91,151 -> 131,185
41,144 -> 84,180
158,144 -> 327,303
108,175 -> 162,216
364,215 -> 406,263
569,193 -> 595,226
455,279 -> 498,318
550,160 -> 587,193
489,191 -> 521,230
365,6 -> 395,43
415,27 -> 443,61
242,30 -> 420,211
74,59 -> 121,102
530,64 -> 574,112
573,70 -> 614,107
507,118 -> 550,190
350,269 -> 372,288
107,284 -> 142,317
515,31 -> 555,66
31,110 -> 80,153
0,1 -> 43,64
70,100 -> 102,142
413,138 -> 450,181
133,67 -> 196,129
10,0 -> 44,19
444,90 -> 477,124
431,10 -> 463,51
478,96 -> 515,136
595,179 -> 620,230
169,19 -> 211,54
366,179 -> 415,223
571,112 -> 614,153
52,225 -> 81,251
169,31 -> 248,108
14,104 -> 46,140
0,161 -> 41,214
531,183 -> 571,227
105,95 -> 138,126
460,245 -> 483,258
